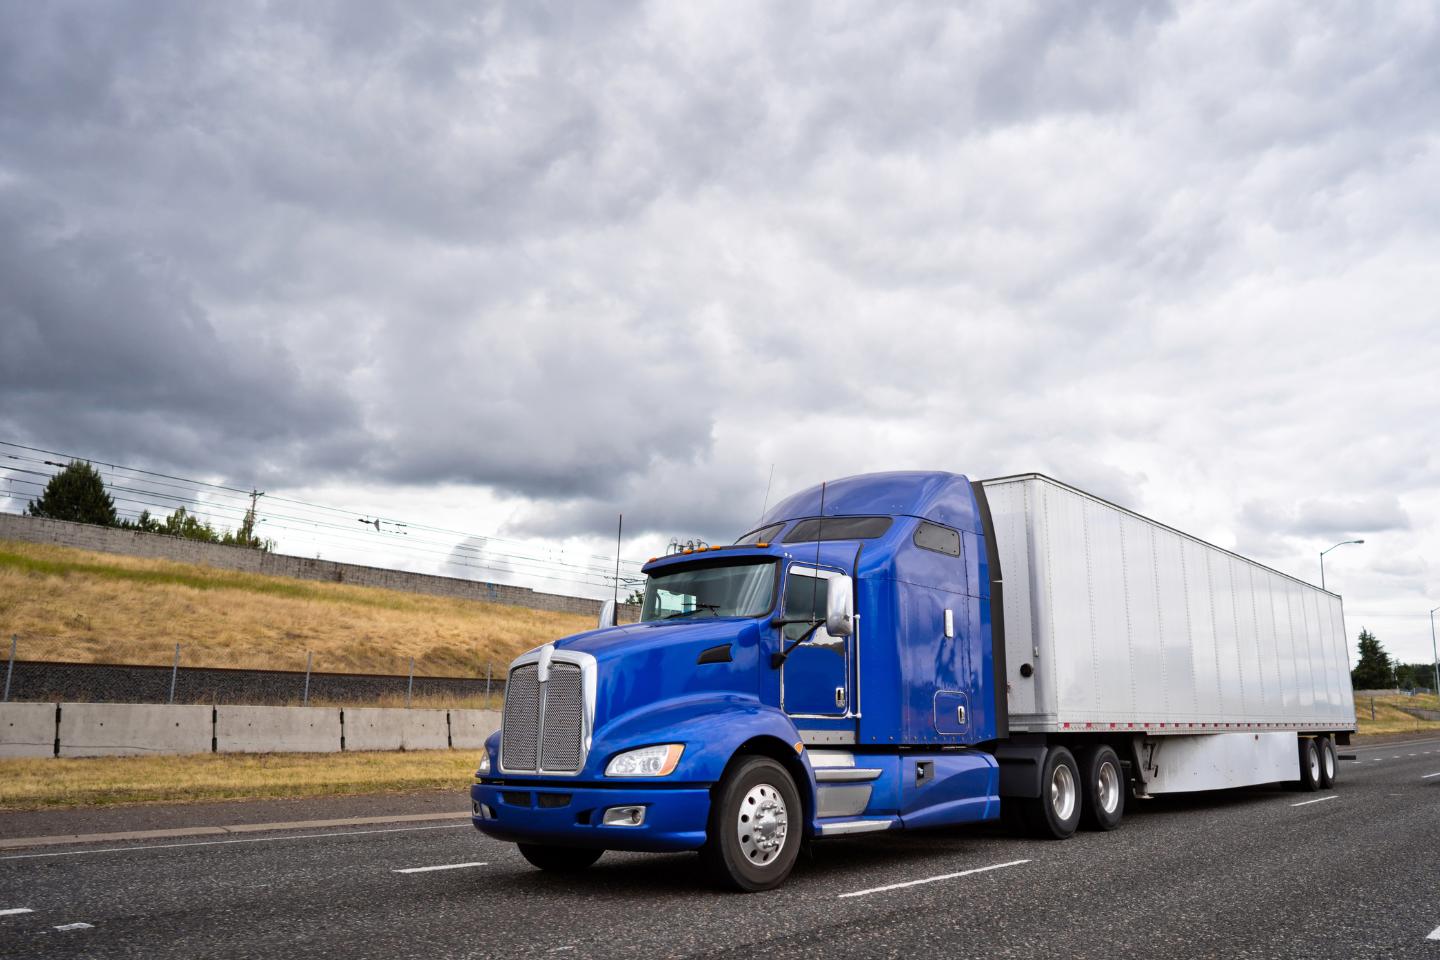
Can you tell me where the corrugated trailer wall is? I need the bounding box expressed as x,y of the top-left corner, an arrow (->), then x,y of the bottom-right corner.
982,475 -> 1356,733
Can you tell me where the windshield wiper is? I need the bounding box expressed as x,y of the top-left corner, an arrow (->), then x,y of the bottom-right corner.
664,603 -> 721,620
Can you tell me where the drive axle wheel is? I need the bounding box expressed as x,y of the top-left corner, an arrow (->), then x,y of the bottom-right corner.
517,843 -> 604,873
1022,745 -> 1082,839
1078,744 -> 1125,831
703,756 -> 801,892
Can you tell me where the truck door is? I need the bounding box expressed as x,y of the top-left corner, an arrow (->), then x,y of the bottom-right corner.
779,564 -> 853,719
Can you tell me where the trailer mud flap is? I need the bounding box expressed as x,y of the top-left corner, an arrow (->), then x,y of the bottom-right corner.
992,744 -> 1047,799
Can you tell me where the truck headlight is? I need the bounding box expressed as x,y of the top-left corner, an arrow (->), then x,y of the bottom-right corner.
477,751 -> 491,776
605,744 -> 684,777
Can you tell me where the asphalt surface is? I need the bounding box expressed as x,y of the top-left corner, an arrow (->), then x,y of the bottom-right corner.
3,738 -> 1439,959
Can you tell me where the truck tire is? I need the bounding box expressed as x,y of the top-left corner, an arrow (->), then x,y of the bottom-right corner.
517,843 -> 604,873
1297,737 -> 1321,792
702,756 -> 801,892
1021,746 -> 1082,839
1317,736 -> 1338,788
1077,744 -> 1125,831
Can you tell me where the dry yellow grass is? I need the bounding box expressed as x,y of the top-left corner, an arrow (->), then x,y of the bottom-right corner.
0,538 -> 590,676
0,751 -> 480,811
1352,692 -> 1440,737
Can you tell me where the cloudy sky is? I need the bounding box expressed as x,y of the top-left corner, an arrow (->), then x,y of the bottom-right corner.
2,2 -> 1438,661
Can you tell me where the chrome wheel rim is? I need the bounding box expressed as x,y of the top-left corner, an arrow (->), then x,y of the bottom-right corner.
737,782 -> 788,867
1051,762 -> 1077,821
1097,760 -> 1121,814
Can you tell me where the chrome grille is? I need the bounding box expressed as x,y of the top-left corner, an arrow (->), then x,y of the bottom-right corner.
498,654 -> 590,775
500,664 -> 540,771
541,663 -> 584,772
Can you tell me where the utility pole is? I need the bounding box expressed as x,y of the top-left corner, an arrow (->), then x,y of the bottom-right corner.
242,489 -> 265,543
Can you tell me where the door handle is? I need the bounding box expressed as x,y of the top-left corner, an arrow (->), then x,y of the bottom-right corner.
835,686 -> 846,709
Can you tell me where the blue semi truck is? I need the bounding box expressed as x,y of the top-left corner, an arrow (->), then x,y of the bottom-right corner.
471,471 -> 1356,890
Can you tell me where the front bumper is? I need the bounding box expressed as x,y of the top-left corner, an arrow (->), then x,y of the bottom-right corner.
470,781 -> 711,852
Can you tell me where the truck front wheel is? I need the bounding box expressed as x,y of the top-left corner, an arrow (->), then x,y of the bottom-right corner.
1021,745 -> 1082,839
1077,744 -> 1125,831
702,756 -> 801,892
516,843 -> 604,873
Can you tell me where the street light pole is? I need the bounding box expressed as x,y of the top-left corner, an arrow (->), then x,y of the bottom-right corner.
1319,539 -> 1365,591
1430,606 -> 1439,700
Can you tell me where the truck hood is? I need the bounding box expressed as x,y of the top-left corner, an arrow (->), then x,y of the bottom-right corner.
549,617 -> 765,730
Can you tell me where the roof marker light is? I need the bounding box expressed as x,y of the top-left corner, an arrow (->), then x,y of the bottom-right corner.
755,542 -> 769,548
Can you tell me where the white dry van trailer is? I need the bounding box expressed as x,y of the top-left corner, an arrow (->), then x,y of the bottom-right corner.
983,474 -> 1356,804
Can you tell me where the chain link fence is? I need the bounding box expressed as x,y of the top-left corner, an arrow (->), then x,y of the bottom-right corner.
2,633 -> 507,709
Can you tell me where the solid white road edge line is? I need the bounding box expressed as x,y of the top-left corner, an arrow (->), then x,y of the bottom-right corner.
0,908 -> 34,916
393,861 -> 489,874
0,823 -> 471,862
1421,772 -> 1440,779
838,859 -> 1031,898
1290,795 -> 1339,807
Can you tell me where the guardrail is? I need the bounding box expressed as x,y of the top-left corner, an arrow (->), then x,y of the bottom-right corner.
0,702 -> 499,758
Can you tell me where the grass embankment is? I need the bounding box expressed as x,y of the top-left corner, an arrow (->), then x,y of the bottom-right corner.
0,751 -> 479,811
1352,691 -> 1440,737
0,538 -> 590,676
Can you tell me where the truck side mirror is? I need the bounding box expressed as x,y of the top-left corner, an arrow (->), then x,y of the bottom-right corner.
598,599 -> 617,629
825,576 -> 853,637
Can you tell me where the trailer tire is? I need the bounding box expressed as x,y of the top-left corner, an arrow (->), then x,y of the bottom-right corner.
516,843 -> 604,873
702,756 -> 801,892
1021,746 -> 1082,839
1297,737 -> 1321,792
1317,736 -> 1337,788
1077,745 -> 1125,831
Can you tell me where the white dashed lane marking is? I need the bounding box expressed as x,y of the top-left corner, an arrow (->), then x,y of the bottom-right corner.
1428,925 -> 1440,941
838,859 -> 1031,898
1290,796 -> 1339,807
392,861 -> 489,874
0,908 -> 34,917
1421,772 -> 1440,779
54,923 -> 93,932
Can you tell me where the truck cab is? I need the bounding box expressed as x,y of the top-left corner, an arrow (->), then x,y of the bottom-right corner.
471,471 -> 1006,890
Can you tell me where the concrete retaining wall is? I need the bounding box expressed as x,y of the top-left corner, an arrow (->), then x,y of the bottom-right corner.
449,709 -> 501,749
216,705 -> 342,754
0,512 -> 639,621
0,702 -> 58,758
58,702 -> 213,757
343,707 -> 449,751
0,702 -> 495,758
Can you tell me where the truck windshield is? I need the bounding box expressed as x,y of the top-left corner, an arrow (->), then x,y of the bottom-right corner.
640,560 -> 778,622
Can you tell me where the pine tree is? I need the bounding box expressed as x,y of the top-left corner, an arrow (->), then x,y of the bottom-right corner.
1350,628 -> 1393,689
25,461 -> 118,526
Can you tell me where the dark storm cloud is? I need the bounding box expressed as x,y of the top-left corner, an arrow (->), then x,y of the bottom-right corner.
2,2 -> 1440,655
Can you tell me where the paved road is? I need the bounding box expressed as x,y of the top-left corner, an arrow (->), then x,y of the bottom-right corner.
3,738 -> 1439,959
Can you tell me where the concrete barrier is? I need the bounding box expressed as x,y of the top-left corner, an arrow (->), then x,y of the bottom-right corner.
0,702 -> 58,758
58,703 -> 212,757
449,709 -> 501,749
344,708 -> 450,751
216,705 -> 340,754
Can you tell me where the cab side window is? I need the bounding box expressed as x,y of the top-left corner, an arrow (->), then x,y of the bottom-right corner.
913,521 -> 961,557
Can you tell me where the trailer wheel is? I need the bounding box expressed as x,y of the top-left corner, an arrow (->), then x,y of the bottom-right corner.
516,843 -> 604,873
702,755 -> 801,892
1297,737 -> 1321,792
1077,745 -> 1125,831
1022,746 -> 1082,839
1317,736 -> 1337,788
